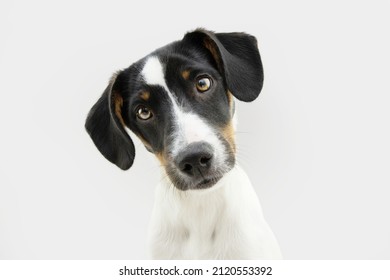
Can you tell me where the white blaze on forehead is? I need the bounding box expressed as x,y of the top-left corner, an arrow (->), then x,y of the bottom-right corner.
141,56 -> 180,112
140,56 -> 226,164
141,56 -> 167,88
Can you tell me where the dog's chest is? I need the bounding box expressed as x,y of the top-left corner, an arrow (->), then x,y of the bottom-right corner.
149,182 -> 239,259
173,196 -> 227,259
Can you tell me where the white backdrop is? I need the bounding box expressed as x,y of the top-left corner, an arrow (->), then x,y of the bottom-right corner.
1,0 -> 389,259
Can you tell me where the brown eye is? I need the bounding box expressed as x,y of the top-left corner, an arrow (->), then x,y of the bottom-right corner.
136,105 -> 153,120
196,77 -> 212,92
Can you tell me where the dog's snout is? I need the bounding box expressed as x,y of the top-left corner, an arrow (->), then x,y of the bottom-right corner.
175,142 -> 214,176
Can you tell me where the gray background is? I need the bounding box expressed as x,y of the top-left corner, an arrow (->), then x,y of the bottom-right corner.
1,0 -> 389,259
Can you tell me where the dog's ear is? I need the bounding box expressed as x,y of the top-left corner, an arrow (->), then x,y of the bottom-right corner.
85,73 -> 135,170
183,29 -> 263,102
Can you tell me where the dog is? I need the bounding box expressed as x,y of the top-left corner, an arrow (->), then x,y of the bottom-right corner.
85,29 -> 282,259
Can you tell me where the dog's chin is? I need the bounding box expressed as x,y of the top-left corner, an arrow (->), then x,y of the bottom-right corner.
167,165 -> 234,191
192,175 -> 223,190
171,175 -> 223,191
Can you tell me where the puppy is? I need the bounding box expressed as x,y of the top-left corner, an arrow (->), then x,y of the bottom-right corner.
85,29 -> 282,259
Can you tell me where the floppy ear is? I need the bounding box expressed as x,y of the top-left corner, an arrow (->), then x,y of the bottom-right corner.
183,29 -> 263,102
85,73 -> 135,170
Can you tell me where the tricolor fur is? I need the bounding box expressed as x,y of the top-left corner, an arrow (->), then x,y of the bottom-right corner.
85,29 -> 282,259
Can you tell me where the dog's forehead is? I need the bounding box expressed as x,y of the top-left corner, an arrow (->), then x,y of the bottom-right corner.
137,41 -> 214,89
140,56 -> 168,89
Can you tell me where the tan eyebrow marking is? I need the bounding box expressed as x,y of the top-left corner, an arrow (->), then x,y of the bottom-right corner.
181,70 -> 190,80
140,91 -> 150,101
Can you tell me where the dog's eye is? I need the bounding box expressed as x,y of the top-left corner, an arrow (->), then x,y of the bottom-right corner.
196,77 -> 212,93
136,105 -> 153,120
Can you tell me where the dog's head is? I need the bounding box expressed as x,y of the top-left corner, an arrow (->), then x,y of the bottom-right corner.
85,29 -> 263,190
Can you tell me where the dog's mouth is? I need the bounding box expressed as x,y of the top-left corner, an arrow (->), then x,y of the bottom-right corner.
165,166 -> 229,191
195,175 -> 223,189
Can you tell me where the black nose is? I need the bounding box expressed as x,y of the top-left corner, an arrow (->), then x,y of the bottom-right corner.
175,142 -> 214,177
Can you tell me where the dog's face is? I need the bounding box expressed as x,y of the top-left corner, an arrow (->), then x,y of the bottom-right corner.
85,29 -> 263,190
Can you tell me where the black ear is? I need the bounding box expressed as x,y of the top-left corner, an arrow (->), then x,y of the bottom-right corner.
183,29 -> 263,102
85,73 -> 135,170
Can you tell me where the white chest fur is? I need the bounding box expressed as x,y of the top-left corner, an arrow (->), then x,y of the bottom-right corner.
147,165 -> 282,259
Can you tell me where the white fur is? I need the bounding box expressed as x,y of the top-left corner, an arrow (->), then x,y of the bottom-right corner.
148,165 -> 282,259
141,56 -> 167,87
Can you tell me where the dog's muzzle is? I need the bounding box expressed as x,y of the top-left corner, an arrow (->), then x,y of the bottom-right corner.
173,141 -> 222,190
175,142 -> 213,176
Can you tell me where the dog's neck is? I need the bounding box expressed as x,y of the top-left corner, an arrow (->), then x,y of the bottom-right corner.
156,164 -> 257,219
155,165 -> 243,243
